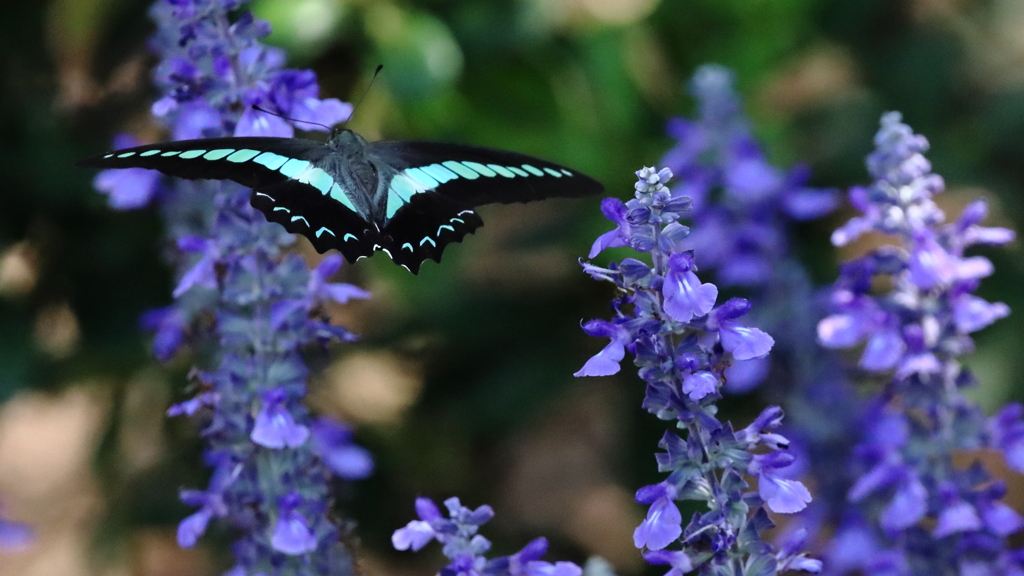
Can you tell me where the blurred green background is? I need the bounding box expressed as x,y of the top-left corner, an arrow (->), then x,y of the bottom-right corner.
1,0 -> 1023,574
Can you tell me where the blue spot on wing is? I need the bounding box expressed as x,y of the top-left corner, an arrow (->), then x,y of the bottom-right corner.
179,150 -> 206,159
203,149 -> 234,160
463,162 -> 496,177
253,152 -> 289,170
226,149 -> 260,163
422,164 -> 459,183
488,164 -> 515,178
279,159 -> 311,178
443,161 -> 480,180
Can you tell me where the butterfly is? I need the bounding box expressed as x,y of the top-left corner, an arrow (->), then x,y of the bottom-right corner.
78,129 -> 603,273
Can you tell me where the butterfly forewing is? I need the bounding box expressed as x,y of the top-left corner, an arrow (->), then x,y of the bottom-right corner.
78,136 -> 380,261
369,141 -> 603,209
77,137 -> 332,190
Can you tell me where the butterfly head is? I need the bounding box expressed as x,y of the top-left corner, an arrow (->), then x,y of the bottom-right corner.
329,128 -> 368,149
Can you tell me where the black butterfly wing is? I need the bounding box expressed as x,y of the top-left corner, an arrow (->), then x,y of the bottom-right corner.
368,141 -> 603,207
78,137 -> 380,263
366,141 -> 603,272
376,193 -> 484,273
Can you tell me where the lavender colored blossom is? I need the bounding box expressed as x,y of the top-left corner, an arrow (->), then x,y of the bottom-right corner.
820,112 -> 1021,575
578,166 -> 819,574
394,497 -> 579,576
661,65 -> 866,563
92,1 -> 371,573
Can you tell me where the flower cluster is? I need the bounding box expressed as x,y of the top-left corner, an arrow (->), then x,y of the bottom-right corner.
660,65 -> 863,552
393,497 -> 581,576
659,64 -> 839,394
92,1 -> 371,574
819,112 -> 1022,574
579,167 -> 819,574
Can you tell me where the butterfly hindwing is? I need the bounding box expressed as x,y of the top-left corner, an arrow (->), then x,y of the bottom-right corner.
365,140 -> 602,272
249,182 -> 377,264
376,194 -> 483,273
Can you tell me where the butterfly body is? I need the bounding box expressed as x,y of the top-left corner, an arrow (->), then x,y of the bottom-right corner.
78,129 -> 603,273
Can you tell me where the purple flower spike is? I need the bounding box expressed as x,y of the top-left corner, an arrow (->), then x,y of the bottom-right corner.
579,159 -> 807,573
251,389 -> 310,449
824,112 -> 1019,574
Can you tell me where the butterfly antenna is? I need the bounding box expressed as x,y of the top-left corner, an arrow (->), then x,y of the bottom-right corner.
343,64 -> 383,127
251,105 -> 333,132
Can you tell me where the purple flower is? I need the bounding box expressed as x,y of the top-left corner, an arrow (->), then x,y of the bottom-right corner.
681,371 -> 717,401
706,299 -> 773,360
574,319 -> 631,377
748,452 -> 811,514
94,167 -> 160,210
642,550 -> 693,576
633,482 -> 682,550
177,464 -> 233,547
934,498 -> 982,538
392,519 -> 436,552
308,255 -> 372,305
524,562 -> 582,576
310,417 -> 374,479
662,253 -> 717,323
589,198 -> 631,258
271,493 -> 318,555
140,305 -> 188,361
251,389 -> 310,449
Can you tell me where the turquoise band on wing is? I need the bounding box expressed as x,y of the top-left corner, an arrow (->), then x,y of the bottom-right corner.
384,160 -> 578,220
